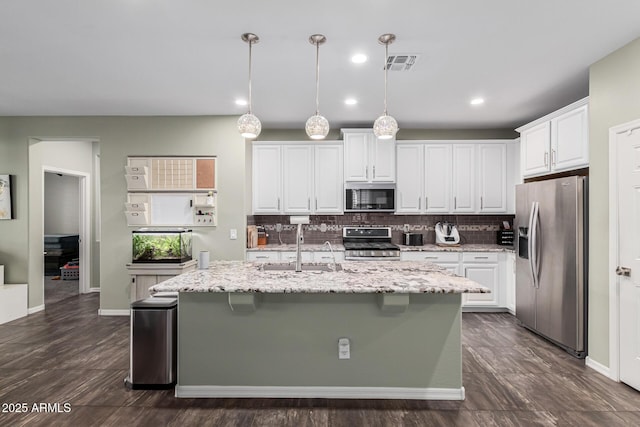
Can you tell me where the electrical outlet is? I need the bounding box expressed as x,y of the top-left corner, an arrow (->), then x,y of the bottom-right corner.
229,229 -> 237,240
276,223 -> 282,232
403,224 -> 410,233
338,337 -> 350,360
320,223 -> 327,232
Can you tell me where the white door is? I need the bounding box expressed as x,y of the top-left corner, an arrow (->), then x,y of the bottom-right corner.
478,144 -> 507,213
371,136 -> 396,182
252,145 -> 282,213
616,123 -> 640,391
314,145 -> 343,213
343,132 -> 369,182
424,144 -> 451,213
452,144 -> 476,213
396,144 -> 423,213
551,105 -> 589,172
521,121 -> 551,177
283,145 -> 313,213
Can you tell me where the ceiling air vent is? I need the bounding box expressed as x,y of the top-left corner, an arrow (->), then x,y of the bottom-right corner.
385,54 -> 420,71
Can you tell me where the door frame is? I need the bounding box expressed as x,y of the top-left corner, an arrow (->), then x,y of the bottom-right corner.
608,117 -> 640,382
42,166 -> 91,297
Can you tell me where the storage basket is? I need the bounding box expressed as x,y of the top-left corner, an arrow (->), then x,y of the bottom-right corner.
60,266 -> 80,280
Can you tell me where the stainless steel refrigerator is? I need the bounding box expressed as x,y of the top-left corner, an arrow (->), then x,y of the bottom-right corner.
515,176 -> 587,358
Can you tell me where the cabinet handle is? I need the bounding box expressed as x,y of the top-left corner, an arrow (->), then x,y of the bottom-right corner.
481,196 -> 483,210
425,197 -> 428,210
366,166 -> 368,180
308,198 -> 311,210
315,198 -> 318,211
475,256 -> 489,259
256,255 -> 270,259
277,197 -> 280,210
373,165 -> 376,179
454,197 -> 457,210
425,256 -> 438,259
551,149 -> 556,166
544,152 -> 549,167
418,197 -> 421,210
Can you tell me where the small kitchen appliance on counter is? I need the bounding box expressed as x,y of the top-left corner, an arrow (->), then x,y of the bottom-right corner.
403,233 -> 423,246
435,222 -> 460,246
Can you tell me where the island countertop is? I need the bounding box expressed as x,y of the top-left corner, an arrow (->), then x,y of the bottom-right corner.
149,260 -> 489,295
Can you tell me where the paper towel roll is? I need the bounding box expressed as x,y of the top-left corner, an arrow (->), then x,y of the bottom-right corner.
198,251 -> 210,270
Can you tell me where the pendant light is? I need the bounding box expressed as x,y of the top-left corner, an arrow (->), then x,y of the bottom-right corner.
305,34 -> 330,140
238,33 -> 261,139
373,33 -> 398,140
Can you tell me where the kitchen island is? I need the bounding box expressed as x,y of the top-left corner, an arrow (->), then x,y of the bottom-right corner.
150,260 -> 488,400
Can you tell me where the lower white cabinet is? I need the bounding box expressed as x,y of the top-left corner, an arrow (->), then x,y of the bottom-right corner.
126,260 -> 197,302
246,250 -> 344,263
400,251 -> 511,311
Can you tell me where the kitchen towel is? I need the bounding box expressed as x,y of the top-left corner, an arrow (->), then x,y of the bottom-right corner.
198,251 -> 210,270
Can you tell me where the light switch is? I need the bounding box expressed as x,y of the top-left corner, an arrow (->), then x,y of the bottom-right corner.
230,229 -> 237,240
338,337 -> 350,359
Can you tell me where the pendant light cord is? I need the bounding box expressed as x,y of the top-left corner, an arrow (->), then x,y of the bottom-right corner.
248,40 -> 253,115
383,41 -> 388,116
315,41 -> 320,116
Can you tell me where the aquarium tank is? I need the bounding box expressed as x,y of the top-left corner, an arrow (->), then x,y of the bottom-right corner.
132,229 -> 192,263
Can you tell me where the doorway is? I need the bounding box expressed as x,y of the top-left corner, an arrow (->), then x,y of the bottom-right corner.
609,117 -> 640,391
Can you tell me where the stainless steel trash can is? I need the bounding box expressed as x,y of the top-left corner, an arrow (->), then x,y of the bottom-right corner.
125,297 -> 177,389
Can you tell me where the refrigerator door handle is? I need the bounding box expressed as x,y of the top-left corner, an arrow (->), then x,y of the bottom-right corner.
527,201 -> 537,287
531,202 -> 541,288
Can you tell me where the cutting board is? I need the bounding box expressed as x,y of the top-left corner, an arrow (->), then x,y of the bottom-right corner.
247,226 -> 258,248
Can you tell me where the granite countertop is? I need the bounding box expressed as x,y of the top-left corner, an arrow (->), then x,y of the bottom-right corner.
149,260 -> 489,295
398,244 -> 515,252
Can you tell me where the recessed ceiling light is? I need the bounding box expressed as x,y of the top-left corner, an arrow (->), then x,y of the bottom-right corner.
235,99 -> 248,106
470,98 -> 485,106
351,54 -> 367,64
345,98 -> 358,106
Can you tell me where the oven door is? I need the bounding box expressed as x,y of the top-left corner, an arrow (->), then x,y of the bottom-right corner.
345,185 -> 395,212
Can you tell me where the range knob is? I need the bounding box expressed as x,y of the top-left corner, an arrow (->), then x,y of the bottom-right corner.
370,250 -> 375,256
359,251 -> 364,256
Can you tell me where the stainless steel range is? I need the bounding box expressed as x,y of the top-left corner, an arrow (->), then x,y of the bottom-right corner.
342,226 -> 400,260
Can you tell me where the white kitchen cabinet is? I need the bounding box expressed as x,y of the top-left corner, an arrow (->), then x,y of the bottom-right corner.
424,145 -> 452,213
518,98 -> 589,178
283,145 -> 314,214
127,260 -> 197,302
280,251 -> 314,263
505,252 -> 516,315
246,250 -> 344,263
451,145 -> 476,213
400,251 -> 460,274
342,129 -> 395,183
314,145 -> 343,213
396,144 -> 423,213
461,253 -> 500,307
478,144 -> 507,213
252,145 -> 282,213
246,251 -> 280,262
551,104 -> 589,172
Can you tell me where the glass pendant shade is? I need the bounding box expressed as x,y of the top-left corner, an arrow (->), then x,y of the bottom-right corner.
305,114 -> 330,139
238,33 -> 261,139
373,114 -> 398,140
238,113 -> 262,139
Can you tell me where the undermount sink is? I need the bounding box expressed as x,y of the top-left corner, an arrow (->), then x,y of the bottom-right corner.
259,263 -> 342,272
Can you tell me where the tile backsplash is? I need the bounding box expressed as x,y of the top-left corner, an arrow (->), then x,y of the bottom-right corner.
248,213 -> 515,246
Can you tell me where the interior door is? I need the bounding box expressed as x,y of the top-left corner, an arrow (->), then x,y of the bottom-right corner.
617,124 -> 640,391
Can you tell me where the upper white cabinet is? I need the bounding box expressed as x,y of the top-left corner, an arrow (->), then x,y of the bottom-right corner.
396,140 -> 513,214
342,129 -> 395,183
517,98 -> 588,178
252,142 -> 343,215
252,145 -> 282,213
478,144 -> 507,213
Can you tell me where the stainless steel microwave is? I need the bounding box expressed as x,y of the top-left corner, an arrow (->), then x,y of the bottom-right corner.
344,184 -> 395,212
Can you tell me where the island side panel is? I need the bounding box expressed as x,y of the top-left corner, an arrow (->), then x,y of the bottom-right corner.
178,292 -> 462,392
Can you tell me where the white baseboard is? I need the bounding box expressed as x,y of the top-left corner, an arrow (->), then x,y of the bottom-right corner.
28,304 -> 45,314
88,287 -> 100,293
98,309 -> 130,316
586,356 -> 615,380
175,385 -> 465,401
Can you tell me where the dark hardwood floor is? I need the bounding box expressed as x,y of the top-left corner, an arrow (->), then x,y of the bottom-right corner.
1,294 -> 639,426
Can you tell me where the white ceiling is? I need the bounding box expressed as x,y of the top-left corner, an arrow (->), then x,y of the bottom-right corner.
1,1 -> 639,130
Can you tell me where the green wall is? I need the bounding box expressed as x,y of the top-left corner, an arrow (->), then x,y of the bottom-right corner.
0,116 -> 247,310
588,37 -> 640,366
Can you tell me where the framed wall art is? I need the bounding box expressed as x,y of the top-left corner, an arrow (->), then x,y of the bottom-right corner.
0,174 -> 13,220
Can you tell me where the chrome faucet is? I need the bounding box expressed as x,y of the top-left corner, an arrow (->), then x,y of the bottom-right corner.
295,223 -> 303,272
323,241 -> 337,271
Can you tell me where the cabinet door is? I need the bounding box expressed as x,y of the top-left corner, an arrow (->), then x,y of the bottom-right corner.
551,105 -> 588,172
246,252 -> 280,262
462,263 -> 500,306
396,144 -> 423,213
314,145 -> 343,213
283,145 -> 314,213
371,136 -> 396,182
253,145 -> 282,213
424,144 -> 452,213
521,122 -> 550,177
452,145 -> 476,213
343,132 -> 370,182
478,144 -> 507,213
437,263 -> 460,275
131,275 -> 158,302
